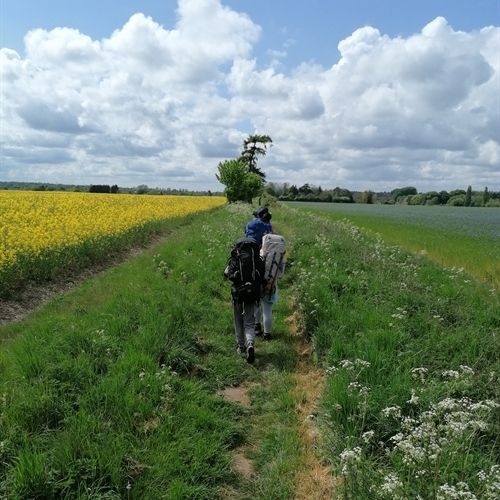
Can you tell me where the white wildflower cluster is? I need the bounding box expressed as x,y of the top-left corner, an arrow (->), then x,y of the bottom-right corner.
411,367 -> 428,384
354,358 -> 370,368
362,430 -> 375,443
379,473 -> 405,498
459,365 -> 475,376
314,233 -> 331,252
339,359 -> 355,371
325,365 -> 338,376
89,328 -> 118,364
437,482 -> 477,499
336,358 -> 372,381
391,307 -> 407,320
155,364 -> 175,393
447,267 -> 465,281
339,446 -> 363,476
378,391 -> 499,497
382,405 -> 402,419
477,465 -> 500,498
441,365 -> 475,383
348,381 -> 370,397
407,389 -> 420,405
178,271 -> 189,283
328,358 -> 372,414
94,329 -> 105,340
152,254 -> 172,277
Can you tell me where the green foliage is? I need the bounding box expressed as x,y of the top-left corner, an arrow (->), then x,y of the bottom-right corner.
465,185 -> 472,207
391,186 -> 417,201
0,204 -> 308,499
486,198 -> 500,207
448,194 -> 465,206
483,186 -> 490,205
238,134 -> 273,179
258,191 -> 278,208
1,203 -> 499,498
439,190 -> 450,204
361,190 -> 374,204
215,159 -> 262,202
282,206 -> 500,499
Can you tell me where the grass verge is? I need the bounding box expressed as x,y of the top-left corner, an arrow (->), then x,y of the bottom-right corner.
0,203 -> 498,499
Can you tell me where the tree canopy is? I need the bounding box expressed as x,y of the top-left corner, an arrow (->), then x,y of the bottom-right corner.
239,134 -> 273,179
215,159 -> 262,203
215,134 -> 272,202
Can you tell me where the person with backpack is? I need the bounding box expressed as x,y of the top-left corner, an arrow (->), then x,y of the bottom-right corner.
252,208 -> 275,335
260,211 -> 274,235
223,237 -> 266,364
244,206 -> 269,247
255,233 -> 286,341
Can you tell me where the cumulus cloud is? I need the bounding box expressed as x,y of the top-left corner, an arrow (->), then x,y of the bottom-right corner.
0,2 -> 498,192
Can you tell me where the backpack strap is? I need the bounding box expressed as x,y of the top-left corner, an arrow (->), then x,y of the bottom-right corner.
237,245 -> 256,281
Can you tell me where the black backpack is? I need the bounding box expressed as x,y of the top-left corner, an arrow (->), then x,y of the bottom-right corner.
226,237 -> 264,304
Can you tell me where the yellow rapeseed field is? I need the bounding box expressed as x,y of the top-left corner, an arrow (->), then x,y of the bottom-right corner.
0,191 -> 226,270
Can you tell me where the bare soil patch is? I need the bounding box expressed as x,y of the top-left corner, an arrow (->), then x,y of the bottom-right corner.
231,449 -> 254,478
218,386 -> 253,408
0,242 -> 156,328
218,384 -> 256,483
287,309 -> 337,500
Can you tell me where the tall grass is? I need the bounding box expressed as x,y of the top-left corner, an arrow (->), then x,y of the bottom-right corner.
281,206 -> 500,499
0,203 -> 498,498
0,204 -> 309,499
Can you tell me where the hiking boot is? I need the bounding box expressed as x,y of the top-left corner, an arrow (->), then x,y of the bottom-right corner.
263,332 -> 272,341
236,345 -> 246,356
246,343 -> 255,364
254,323 -> 262,336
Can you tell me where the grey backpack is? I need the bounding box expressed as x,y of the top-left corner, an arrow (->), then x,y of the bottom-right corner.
261,234 -> 286,296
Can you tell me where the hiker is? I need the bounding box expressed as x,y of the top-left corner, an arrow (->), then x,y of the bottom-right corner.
244,206 -> 269,248
252,208 -> 275,335
223,237 -> 266,364
261,211 -> 274,235
255,233 -> 286,341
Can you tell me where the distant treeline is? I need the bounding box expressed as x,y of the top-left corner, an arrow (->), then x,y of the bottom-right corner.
265,183 -> 500,207
2,181 -> 498,207
0,182 -> 221,197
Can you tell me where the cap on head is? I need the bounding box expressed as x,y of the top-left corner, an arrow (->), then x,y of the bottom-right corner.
261,212 -> 272,222
255,206 -> 269,218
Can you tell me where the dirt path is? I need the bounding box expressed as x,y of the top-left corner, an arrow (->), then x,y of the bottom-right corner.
1,229 -> 338,499
218,307 -> 337,499
288,311 -> 337,500
0,242 -> 155,327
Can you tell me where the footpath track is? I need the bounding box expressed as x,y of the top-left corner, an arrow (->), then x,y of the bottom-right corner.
0,204 -> 339,499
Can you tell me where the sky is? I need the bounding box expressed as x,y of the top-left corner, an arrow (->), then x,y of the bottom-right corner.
1,0 -> 499,193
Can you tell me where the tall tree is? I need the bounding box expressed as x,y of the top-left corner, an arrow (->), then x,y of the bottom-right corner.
483,186 -> 489,206
239,134 -> 273,179
464,185 -> 472,207
362,190 -> 374,204
216,159 -> 262,203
